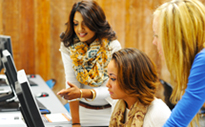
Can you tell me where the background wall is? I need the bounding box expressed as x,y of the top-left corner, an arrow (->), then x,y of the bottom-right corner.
0,0 -> 204,104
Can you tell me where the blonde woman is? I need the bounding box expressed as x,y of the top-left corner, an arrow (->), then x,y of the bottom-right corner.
153,0 -> 205,126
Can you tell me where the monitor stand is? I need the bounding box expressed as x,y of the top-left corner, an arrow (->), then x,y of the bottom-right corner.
0,100 -> 19,112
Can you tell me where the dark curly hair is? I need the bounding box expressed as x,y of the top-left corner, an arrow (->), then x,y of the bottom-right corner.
60,0 -> 117,47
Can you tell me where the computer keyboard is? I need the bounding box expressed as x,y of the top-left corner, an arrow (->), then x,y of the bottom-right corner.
35,97 -> 51,114
35,98 -> 46,109
0,100 -> 19,112
0,97 -> 50,114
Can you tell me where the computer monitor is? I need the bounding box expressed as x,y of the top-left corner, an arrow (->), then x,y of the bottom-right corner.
0,35 -> 13,73
1,49 -> 37,91
16,69 -> 45,127
2,50 -> 17,91
1,50 -> 48,113
0,36 -> 15,102
0,50 -> 16,102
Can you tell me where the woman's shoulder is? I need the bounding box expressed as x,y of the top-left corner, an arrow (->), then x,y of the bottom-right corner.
148,98 -> 171,111
191,48 -> 205,69
195,48 -> 205,61
189,48 -> 205,79
109,39 -> 121,47
59,42 -> 70,55
145,98 -> 171,120
109,39 -> 122,53
143,98 -> 171,127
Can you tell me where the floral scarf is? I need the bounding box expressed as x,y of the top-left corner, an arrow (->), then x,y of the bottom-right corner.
109,99 -> 148,127
69,38 -> 112,87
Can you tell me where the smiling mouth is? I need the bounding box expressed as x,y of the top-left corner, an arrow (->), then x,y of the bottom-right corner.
79,33 -> 87,37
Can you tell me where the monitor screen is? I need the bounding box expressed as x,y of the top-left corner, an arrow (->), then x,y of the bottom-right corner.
16,69 -> 45,127
0,50 -> 16,102
0,35 -> 13,72
2,49 -> 17,91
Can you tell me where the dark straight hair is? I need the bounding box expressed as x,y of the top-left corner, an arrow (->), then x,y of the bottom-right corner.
112,48 -> 158,105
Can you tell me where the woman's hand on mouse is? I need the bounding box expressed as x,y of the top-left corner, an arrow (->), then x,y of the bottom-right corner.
57,82 -> 81,100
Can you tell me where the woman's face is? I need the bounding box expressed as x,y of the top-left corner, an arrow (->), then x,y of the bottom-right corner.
152,16 -> 164,59
106,60 -> 128,100
73,11 -> 96,44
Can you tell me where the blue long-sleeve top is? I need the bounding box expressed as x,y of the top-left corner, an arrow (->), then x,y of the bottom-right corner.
163,49 -> 205,127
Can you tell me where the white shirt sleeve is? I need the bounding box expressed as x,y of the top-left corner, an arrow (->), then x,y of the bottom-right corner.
61,51 -> 81,88
94,39 -> 121,102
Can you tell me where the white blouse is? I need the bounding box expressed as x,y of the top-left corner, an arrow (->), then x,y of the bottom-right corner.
59,39 -> 121,125
123,98 -> 171,127
143,98 -> 171,127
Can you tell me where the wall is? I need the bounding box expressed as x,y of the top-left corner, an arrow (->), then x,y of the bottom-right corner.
1,0 -> 202,104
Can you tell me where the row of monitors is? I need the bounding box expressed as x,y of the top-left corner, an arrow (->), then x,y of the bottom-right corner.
0,35 -> 45,127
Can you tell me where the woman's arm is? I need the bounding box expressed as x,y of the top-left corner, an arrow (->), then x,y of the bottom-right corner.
163,50 -> 205,127
69,101 -> 80,124
60,48 -> 106,101
60,50 -> 81,125
58,81 -> 95,100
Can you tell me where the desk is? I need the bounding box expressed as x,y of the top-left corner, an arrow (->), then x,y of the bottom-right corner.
0,74 -> 72,127
29,75 -> 69,114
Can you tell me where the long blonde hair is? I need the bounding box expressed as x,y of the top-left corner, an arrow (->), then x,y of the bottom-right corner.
154,0 -> 205,126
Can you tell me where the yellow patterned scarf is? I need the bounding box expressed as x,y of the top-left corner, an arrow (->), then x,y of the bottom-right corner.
69,38 -> 111,87
109,99 -> 148,127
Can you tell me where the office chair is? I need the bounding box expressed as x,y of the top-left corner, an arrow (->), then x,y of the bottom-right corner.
64,103 -> 70,113
159,79 -> 175,110
199,103 -> 205,117
46,79 -> 56,89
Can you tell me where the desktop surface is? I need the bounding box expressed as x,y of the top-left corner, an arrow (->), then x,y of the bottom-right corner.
0,75 -> 102,127
0,74 -> 72,127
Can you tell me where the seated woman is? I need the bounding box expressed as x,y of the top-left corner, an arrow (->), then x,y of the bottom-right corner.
106,48 -> 171,127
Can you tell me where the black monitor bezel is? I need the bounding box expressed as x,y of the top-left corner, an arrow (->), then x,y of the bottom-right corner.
0,50 -> 16,102
0,35 -> 13,72
2,49 -> 17,91
16,69 -> 45,127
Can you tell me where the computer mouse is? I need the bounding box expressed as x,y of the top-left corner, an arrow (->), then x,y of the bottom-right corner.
36,92 -> 49,98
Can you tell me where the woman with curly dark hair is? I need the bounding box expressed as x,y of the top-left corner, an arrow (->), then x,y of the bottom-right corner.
57,1 -> 121,126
